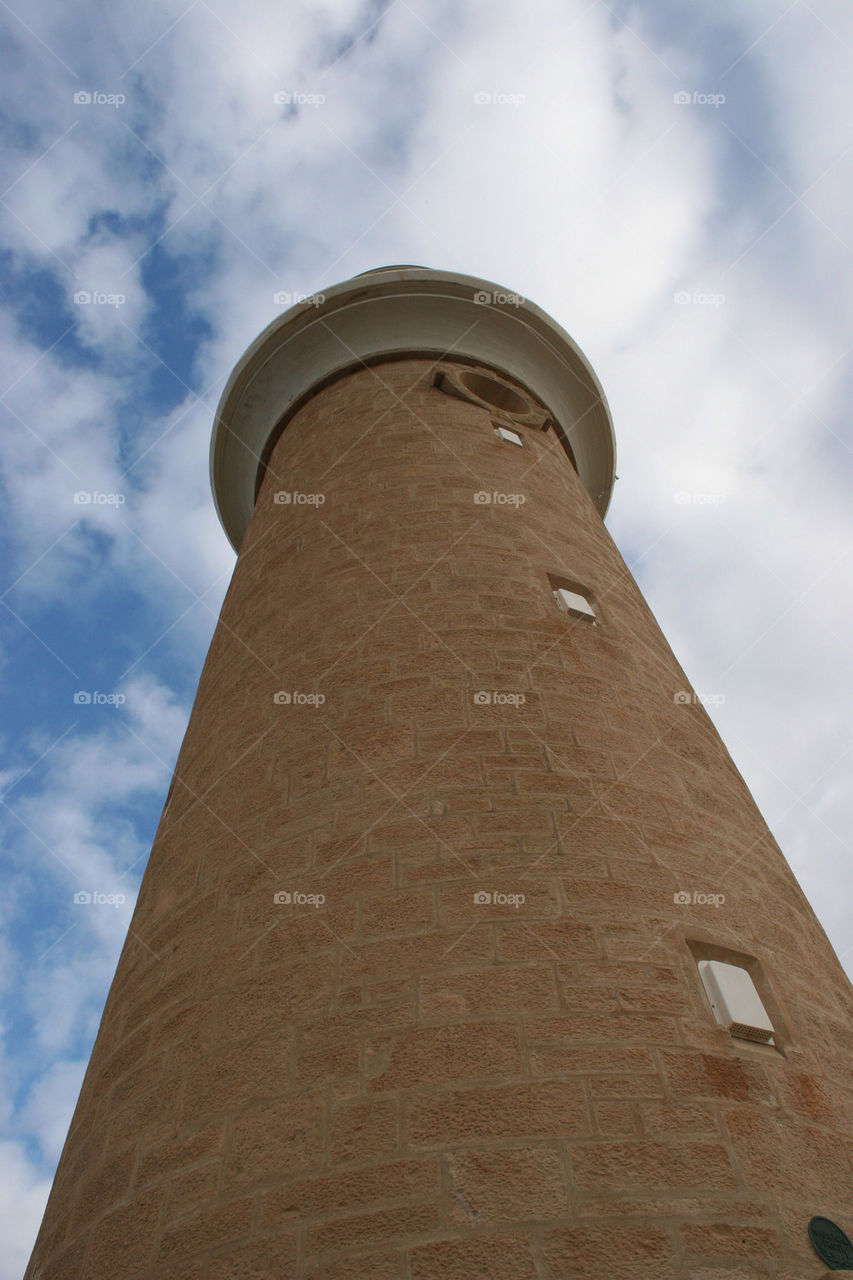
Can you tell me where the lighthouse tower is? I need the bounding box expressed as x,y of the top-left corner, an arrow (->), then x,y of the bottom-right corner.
27,267 -> 853,1279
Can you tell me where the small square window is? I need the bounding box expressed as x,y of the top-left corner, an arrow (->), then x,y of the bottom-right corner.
698,959 -> 775,1044
554,586 -> 595,621
494,425 -> 523,446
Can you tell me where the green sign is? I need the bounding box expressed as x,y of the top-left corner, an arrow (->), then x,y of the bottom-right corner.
808,1217 -> 853,1270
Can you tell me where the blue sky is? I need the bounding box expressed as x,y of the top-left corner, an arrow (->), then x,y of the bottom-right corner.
1,0 -> 852,1270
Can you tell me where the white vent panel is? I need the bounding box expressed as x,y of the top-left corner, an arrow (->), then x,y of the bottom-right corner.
698,959 -> 775,1043
554,587 -> 596,620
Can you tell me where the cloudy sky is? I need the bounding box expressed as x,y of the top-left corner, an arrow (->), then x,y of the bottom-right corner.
1,0 -> 852,1270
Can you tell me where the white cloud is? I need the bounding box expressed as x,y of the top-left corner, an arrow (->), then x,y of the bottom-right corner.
19,1059 -> 87,1163
0,1140 -> 51,1280
0,673 -> 189,1265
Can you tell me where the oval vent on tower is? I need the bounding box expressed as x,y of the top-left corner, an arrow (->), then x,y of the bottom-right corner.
457,370 -> 530,415
432,364 -> 553,431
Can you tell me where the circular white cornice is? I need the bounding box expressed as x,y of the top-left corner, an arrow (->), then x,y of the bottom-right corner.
210,266 -> 616,552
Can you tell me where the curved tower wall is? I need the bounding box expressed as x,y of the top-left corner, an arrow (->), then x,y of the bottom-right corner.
25,274 -> 853,1280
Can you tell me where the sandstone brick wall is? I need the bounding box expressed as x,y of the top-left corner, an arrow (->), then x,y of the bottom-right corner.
26,357 -> 853,1278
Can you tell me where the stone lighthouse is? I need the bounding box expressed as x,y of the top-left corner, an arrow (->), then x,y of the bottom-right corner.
26,267 -> 853,1279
